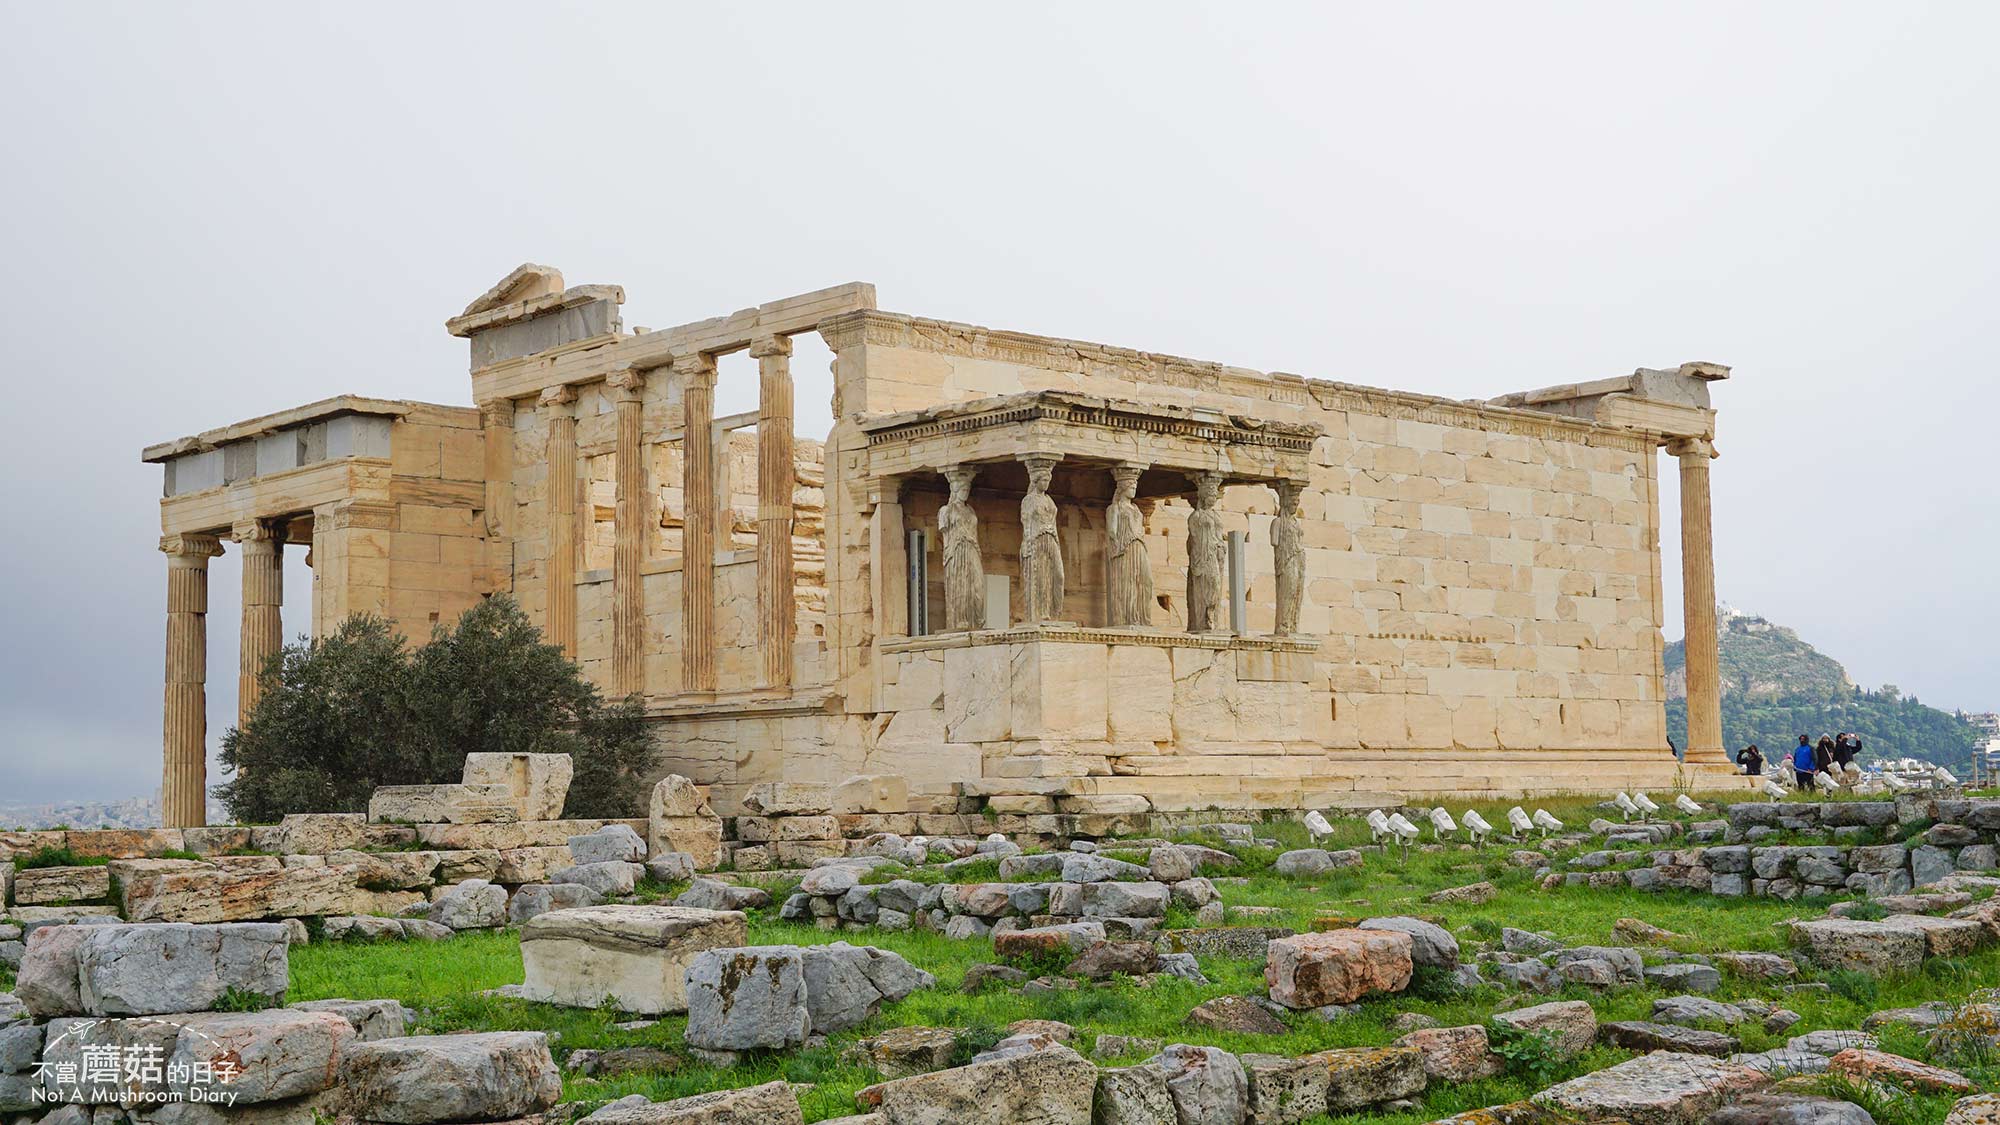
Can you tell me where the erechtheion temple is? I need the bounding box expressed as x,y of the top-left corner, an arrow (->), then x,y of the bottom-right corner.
144,265 -> 1744,828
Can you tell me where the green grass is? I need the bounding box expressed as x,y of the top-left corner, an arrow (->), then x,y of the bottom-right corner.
11,847 -> 113,870
285,799 -> 2000,1122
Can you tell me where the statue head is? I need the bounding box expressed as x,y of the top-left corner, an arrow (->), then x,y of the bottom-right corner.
944,465 -> 976,504
1024,457 -> 1056,493
1112,464 -> 1141,503
1274,479 -> 1302,514
1195,472 -> 1222,508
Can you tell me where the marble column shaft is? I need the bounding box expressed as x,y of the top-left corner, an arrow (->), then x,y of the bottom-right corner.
540,385 -> 579,658
162,533 -> 223,829
609,369 -> 647,697
753,336 -> 796,689
1672,438 -> 1724,760
235,520 -> 283,726
679,354 -> 718,693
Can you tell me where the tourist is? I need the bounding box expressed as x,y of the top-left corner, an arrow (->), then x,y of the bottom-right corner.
1736,744 -> 1763,776
1836,732 -> 1862,767
1793,735 -> 1817,790
1814,736 -> 1837,776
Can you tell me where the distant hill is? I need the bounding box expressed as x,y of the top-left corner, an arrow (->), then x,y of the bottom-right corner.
1665,610 -> 1980,771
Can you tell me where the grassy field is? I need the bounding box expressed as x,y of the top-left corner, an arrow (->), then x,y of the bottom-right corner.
277,794 -> 1993,1124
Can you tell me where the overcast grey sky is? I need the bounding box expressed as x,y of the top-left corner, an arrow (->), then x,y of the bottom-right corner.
3,4 -> 1995,804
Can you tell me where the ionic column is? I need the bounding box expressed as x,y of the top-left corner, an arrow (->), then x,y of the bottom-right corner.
752,335 -> 796,689
678,353 -> 719,693
234,520 -> 283,726
540,385 -> 579,657
161,533 -> 223,829
1670,437 -> 1724,762
608,368 -> 647,697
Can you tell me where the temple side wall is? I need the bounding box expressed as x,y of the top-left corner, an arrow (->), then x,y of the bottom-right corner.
813,312 -> 1688,804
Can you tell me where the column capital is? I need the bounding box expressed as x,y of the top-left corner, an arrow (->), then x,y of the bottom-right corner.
748,335 -> 793,359
478,398 -> 516,426
1273,477 -> 1304,512
1110,462 -> 1145,486
231,519 -> 279,545
1666,437 -> 1717,460
159,533 -> 224,560
672,352 -> 718,385
538,384 -> 578,412
1017,452 -> 1063,469
606,367 -> 647,403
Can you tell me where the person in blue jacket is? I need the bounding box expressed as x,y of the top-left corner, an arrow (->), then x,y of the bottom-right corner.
1792,735 -> 1817,790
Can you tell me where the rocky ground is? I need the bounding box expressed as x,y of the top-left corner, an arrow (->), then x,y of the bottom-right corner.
9,793 -> 2000,1124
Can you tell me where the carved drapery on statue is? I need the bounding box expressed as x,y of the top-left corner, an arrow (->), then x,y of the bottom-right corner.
1106,463 -> 1153,627
1185,471 -> 1226,633
1271,479 -> 1304,636
940,465 -> 985,631
1019,455 -> 1064,623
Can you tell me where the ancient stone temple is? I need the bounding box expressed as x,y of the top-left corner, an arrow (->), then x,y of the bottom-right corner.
144,264 -> 1744,827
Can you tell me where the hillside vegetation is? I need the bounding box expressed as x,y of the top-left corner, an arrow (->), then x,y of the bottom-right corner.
1666,610 -> 1980,771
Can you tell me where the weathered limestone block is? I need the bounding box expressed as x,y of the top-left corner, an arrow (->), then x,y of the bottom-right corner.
582,1080 -> 806,1124
1151,1043 -> 1249,1125
1046,881 -> 1170,919
61,829 -> 189,860
496,845 -> 576,884
520,905 -> 746,1014
856,1043 -> 1098,1125
846,1026 -> 963,1080
427,879 -> 508,930
434,848 -> 503,882
1532,1052 -> 1767,1124
651,776 -> 724,870
570,823 -> 649,864
13,866 -> 111,905
685,946 -> 811,1053
1241,1052 -> 1329,1125
121,863 -> 362,923
1094,1064 -> 1176,1125
508,882 -> 605,924
1394,1024 -> 1503,1082
1356,916 -> 1458,969
1791,918 -> 1929,974
164,1009 -> 355,1104
337,1032 -> 561,1124
18,922 -> 289,1017
327,849 -> 440,890
553,860 -> 645,897
1312,1046 -> 1428,1112
462,751 -> 573,821
289,997 -> 410,1040
369,783 -> 519,825
1265,929 -> 1414,1009
1491,1000 -> 1598,1057
1880,914 -> 1989,957
835,774 -> 911,814
258,813 -> 406,855
1596,1020 -> 1739,1058
741,782 -> 834,815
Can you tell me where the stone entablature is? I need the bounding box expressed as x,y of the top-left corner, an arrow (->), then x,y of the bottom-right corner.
142,264 -> 1748,827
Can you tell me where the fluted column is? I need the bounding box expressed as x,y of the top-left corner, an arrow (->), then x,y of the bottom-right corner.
479,399 -> 515,539
162,533 -> 223,828
678,353 -> 719,693
235,519 -> 283,726
1670,437 -> 1724,762
540,385 -> 579,657
752,335 -> 796,690
608,368 -> 647,697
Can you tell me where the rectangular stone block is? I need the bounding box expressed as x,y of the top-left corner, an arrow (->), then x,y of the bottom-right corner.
121,864 -> 361,923
462,751 -> 574,821
13,866 -> 111,905
369,783 -> 520,825
519,905 -> 747,1014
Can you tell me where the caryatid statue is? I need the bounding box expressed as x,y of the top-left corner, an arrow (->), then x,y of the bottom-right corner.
1020,456 -> 1065,623
940,465 -> 985,631
1106,463 -> 1153,627
1185,471 -> 1226,632
1272,478 -> 1305,635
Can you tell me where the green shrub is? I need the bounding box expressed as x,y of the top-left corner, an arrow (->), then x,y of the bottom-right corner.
12,848 -> 111,871
216,597 -> 655,823
1827,968 -> 1880,1005
1842,901 -> 1889,922
1487,1022 -> 1565,1086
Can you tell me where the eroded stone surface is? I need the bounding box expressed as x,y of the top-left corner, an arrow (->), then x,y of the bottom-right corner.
1265,929 -> 1414,1009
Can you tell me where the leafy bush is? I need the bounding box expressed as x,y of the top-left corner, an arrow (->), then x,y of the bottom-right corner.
1487,1023 -> 1565,1086
1842,901 -> 1889,921
13,848 -> 111,871
1826,968 -> 1880,1005
217,597 -> 655,823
